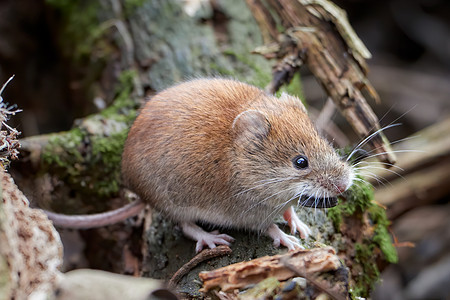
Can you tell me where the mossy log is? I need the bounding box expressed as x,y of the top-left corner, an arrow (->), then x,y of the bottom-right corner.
8,0 -> 397,299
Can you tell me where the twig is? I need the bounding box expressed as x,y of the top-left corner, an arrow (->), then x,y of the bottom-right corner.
169,245 -> 232,288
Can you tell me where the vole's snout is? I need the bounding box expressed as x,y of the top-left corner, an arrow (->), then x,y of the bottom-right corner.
317,178 -> 348,195
336,169 -> 355,195
335,182 -> 348,194
315,167 -> 354,196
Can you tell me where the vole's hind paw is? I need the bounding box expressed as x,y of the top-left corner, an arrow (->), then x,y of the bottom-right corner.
180,222 -> 234,253
195,231 -> 234,253
283,206 -> 311,239
267,223 -> 304,251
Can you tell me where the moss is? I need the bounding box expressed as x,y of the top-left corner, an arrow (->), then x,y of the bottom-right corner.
327,173 -> 397,298
89,129 -> 129,196
352,242 -> 380,299
123,0 -> 146,16
277,72 -> 305,100
327,175 -> 373,229
42,128 -> 85,177
42,125 -> 127,200
42,70 -> 138,201
222,50 -> 271,88
372,223 -> 398,263
100,69 -> 139,124
351,226 -> 397,297
45,0 -> 106,61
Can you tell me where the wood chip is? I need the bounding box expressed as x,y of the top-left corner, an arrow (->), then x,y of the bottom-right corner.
199,246 -> 340,292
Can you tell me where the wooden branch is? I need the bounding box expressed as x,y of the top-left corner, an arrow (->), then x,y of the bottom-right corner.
199,246 -> 341,293
247,0 -> 396,165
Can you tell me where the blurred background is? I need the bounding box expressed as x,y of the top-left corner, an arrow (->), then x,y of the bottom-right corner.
0,0 -> 449,299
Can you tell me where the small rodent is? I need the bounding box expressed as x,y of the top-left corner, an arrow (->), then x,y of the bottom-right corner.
46,78 -> 354,252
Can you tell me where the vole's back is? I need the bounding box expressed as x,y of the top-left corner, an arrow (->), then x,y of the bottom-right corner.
121,79 -> 262,224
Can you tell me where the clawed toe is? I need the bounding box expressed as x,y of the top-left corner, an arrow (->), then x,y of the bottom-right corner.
181,222 -> 235,253
267,223 -> 304,250
283,206 -> 312,239
195,233 -> 234,252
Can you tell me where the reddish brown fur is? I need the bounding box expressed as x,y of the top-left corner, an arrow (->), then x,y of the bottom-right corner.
121,78 -> 353,231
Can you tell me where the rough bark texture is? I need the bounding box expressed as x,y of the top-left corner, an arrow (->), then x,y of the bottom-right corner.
0,168 -> 63,299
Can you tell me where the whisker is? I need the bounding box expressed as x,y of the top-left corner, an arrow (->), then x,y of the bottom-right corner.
359,172 -> 391,187
360,135 -> 420,158
233,177 -> 294,197
346,123 -> 402,162
242,185 -> 297,216
353,161 -> 405,172
355,165 -> 406,181
361,149 -> 424,161
262,193 -> 298,226
385,104 -> 418,128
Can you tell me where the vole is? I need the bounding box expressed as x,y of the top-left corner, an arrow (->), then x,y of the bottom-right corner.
45,78 -> 354,252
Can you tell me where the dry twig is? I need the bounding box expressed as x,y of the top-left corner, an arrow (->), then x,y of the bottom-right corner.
169,245 -> 232,288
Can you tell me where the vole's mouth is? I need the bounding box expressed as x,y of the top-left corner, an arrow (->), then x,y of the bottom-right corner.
299,196 -> 338,208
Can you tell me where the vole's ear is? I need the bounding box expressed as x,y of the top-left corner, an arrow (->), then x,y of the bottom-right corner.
232,110 -> 271,142
279,92 -> 307,113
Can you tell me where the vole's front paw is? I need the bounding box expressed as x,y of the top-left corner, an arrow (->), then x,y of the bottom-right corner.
267,223 -> 304,250
283,206 -> 311,239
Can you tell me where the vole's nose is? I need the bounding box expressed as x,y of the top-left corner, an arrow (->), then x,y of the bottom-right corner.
335,183 -> 348,194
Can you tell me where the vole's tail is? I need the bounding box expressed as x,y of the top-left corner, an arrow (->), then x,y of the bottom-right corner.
43,199 -> 146,229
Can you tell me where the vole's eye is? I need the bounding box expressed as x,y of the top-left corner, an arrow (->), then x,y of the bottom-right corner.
293,155 -> 308,169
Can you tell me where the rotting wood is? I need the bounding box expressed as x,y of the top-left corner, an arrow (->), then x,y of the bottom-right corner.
247,0 -> 396,165
199,246 -> 340,293
282,256 -> 347,300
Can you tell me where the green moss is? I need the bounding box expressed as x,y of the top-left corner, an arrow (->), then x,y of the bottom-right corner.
90,129 -> 129,196
352,242 -> 380,298
42,128 -> 85,176
45,0 -> 105,61
327,176 -> 373,229
101,69 -> 139,124
373,224 -> 398,263
367,200 -> 398,263
277,73 -> 305,100
42,70 -> 138,200
222,50 -> 271,88
123,0 -> 146,16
